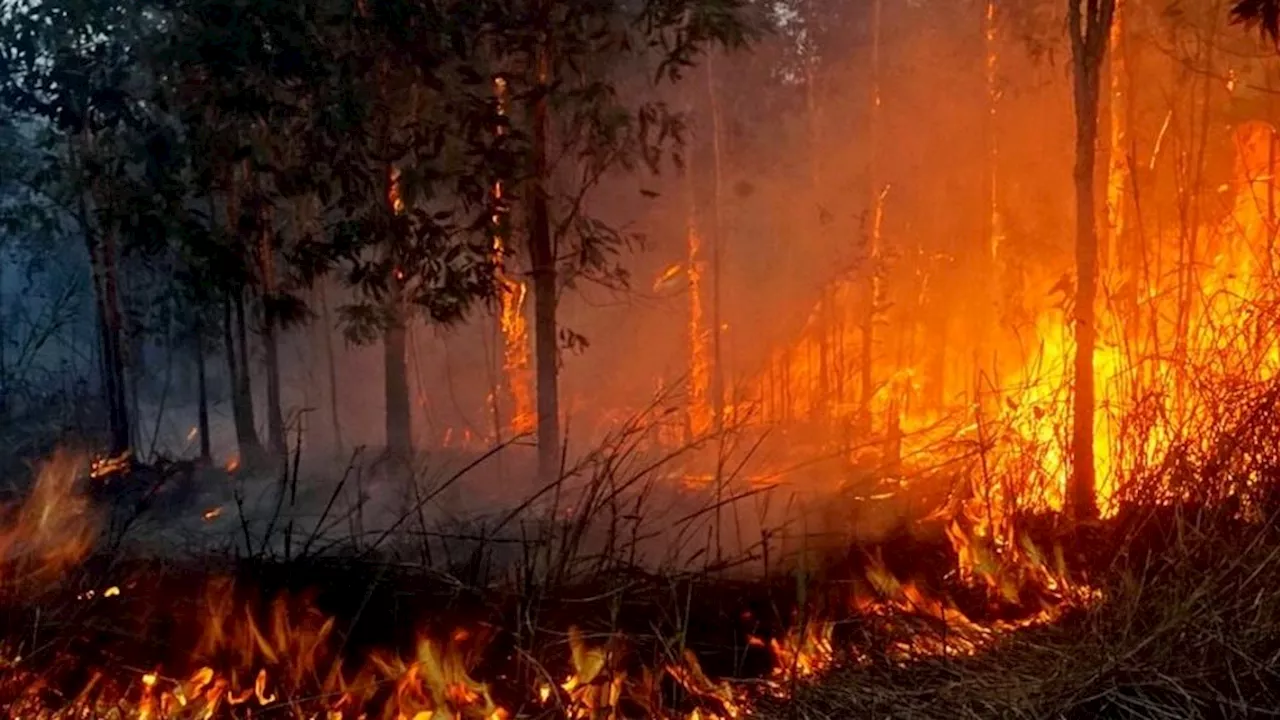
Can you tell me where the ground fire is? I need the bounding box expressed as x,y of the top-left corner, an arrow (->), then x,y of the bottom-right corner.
0,447 -> 1100,718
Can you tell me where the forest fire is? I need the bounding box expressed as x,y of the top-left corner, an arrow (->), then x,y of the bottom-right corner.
8,0 -> 1280,715
0,449 -> 1100,719
706,112 -> 1280,535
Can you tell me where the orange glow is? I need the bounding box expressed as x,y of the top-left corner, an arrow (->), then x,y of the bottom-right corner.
388,166 -> 405,215
985,0 -> 1003,263
492,76 -> 534,437
89,451 -> 131,480
725,116 -> 1280,528
0,457 -> 1101,719
1105,0 -> 1126,272
687,223 -> 712,436
499,274 -> 533,436
766,622 -> 834,682
0,450 -> 98,587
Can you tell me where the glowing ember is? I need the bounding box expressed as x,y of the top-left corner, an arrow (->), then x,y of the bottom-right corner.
89,451 -> 132,480
653,262 -> 683,292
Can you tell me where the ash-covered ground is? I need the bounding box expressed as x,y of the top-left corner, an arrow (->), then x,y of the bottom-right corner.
82,433 -> 956,583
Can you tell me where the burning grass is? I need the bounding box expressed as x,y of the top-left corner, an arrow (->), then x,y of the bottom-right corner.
759,505 -> 1280,719
4,388 -> 1280,719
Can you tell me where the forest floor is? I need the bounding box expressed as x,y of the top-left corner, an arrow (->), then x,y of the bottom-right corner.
756,505 -> 1280,718
1,447 -> 1279,718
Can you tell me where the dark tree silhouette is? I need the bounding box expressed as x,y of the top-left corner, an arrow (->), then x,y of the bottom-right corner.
1233,0 -> 1280,44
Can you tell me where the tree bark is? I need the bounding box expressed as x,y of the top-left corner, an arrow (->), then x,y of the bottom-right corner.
529,0 -> 560,487
384,294 -> 412,457
92,224 -> 131,457
384,165 -> 412,459
805,63 -> 831,427
977,0 -> 1000,409
231,290 -> 263,461
259,214 -> 287,456
683,105 -> 711,440
222,167 -> 263,463
705,53 -> 727,434
318,283 -> 344,455
1068,0 -> 1115,521
126,302 -> 144,452
76,126 -> 131,458
195,329 -> 211,462
859,0 -> 884,435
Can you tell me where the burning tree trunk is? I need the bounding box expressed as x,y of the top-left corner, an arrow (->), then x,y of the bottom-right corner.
528,0 -> 560,486
1104,0 -> 1127,274
491,77 -> 534,439
1068,0 -> 1115,520
685,133 -> 711,439
499,272 -> 533,436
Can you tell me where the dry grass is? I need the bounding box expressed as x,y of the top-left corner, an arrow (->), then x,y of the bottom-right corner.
756,503 -> 1280,719
9,383 -> 1280,718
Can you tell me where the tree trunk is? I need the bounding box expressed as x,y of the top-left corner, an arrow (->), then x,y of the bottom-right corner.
805,63 -> 830,427
318,283 -> 344,455
1104,0 -> 1127,275
529,0 -> 560,486
384,165 -> 412,459
684,111 -> 711,440
1068,0 -> 1114,521
230,290 -> 263,461
127,309 -> 144,452
221,168 -> 263,464
978,0 -> 1001,409
705,54 -> 727,435
384,298 -> 412,457
88,218 -> 131,457
259,217 -> 287,456
0,261 -> 5,421
74,130 -> 131,457
859,0 -> 884,435
195,329 -> 211,462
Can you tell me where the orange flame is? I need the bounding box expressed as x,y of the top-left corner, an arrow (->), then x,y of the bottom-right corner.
0,450 -> 99,588
687,223 -> 712,437
492,76 -> 534,437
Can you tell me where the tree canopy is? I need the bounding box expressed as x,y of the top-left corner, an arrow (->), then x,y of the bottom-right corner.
0,0 -> 757,461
